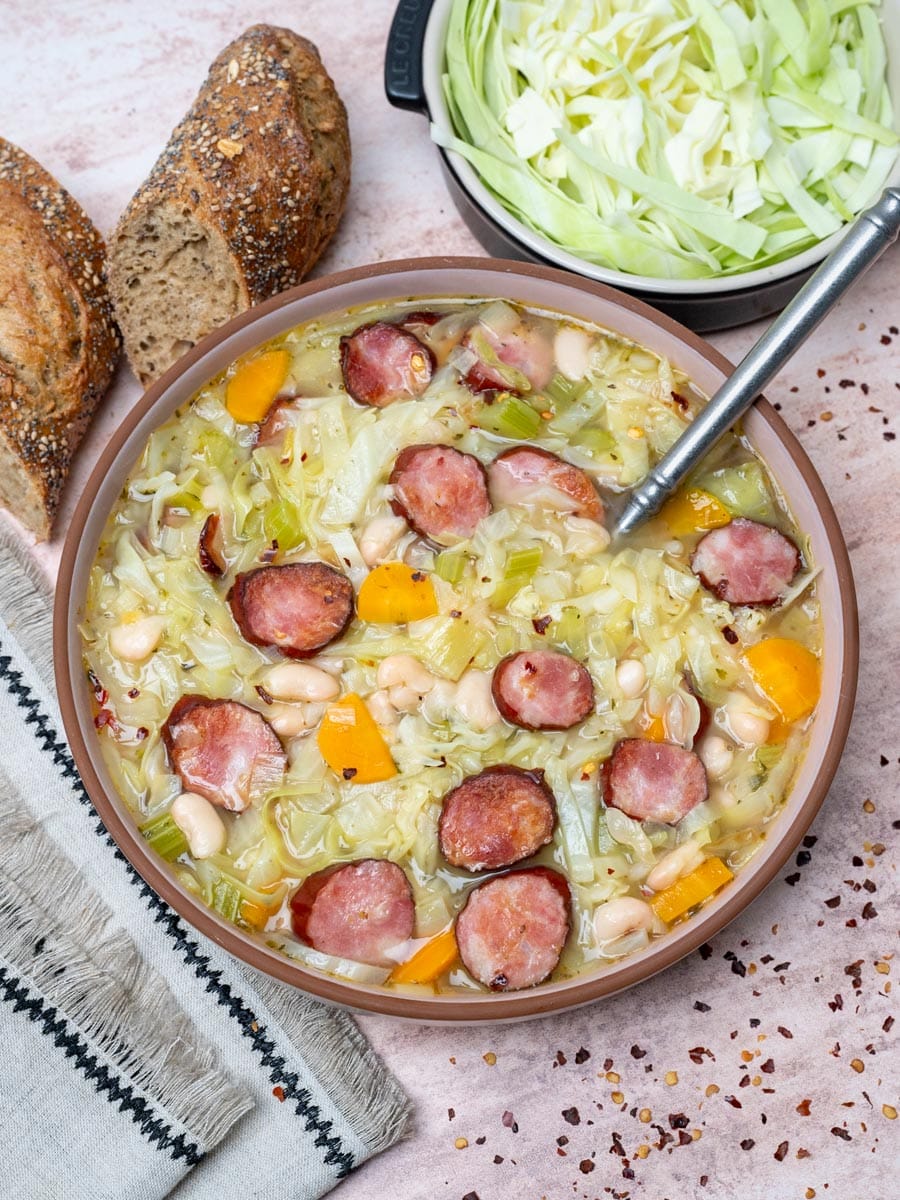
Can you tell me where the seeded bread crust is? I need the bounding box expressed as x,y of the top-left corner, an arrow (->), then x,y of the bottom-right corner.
108,24 -> 351,384
0,139 -> 120,540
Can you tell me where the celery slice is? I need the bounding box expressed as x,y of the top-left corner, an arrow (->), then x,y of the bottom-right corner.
503,547 -> 542,578
475,395 -> 542,439
434,550 -> 467,584
211,876 -> 243,923
544,373 -> 585,407
140,812 -> 188,862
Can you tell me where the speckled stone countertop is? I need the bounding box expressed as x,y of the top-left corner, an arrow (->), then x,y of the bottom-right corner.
2,2 -> 896,1197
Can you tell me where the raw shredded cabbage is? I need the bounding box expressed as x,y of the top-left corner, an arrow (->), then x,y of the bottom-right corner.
437,0 -> 897,278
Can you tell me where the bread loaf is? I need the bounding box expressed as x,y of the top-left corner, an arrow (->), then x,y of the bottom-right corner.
109,24 -> 351,384
0,139 -> 120,540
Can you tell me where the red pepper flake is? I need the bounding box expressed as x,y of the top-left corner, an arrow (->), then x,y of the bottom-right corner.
838,379 -> 856,388
579,1160 -> 595,1174
575,1047 -> 591,1064
774,1140 -> 789,1162
796,1099 -> 812,1116
861,901 -> 878,919
669,1113 -> 689,1129
87,668 -> 108,706
462,1192 -> 481,1200
342,767 -> 358,780
475,1136 -> 486,1145
272,1086 -> 285,1102
824,896 -> 841,908
777,1026 -> 794,1039
554,1050 -> 567,1066
688,1047 -> 714,1065
493,1155 -> 503,1164
724,1096 -> 742,1109
532,614 -> 552,635
694,999 -> 711,1011
881,334 -> 892,345
610,1131 -> 627,1158
557,1135 -> 569,1146
722,625 -> 739,645
831,1127 -> 852,1141
448,1108 -> 455,1121
671,391 -> 690,411
760,1058 -> 775,1074
884,431 -> 896,441
562,1107 -> 581,1126
135,726 -> 149,742
94,708 -> 119,732
501,1111 -> 518,1132
698,943 -> 713,960
631,1044 -> 648,1057
884,1016 -> 895,1033
828,994 -> 844,1012
255,684 -> 275,705
784,872 -> 801,886
127,687 -> 140,699
740,1138 -> 755,1150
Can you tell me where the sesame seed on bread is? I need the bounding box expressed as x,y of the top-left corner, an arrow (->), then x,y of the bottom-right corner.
0,138 -> 120,541
108,24 -> 351,385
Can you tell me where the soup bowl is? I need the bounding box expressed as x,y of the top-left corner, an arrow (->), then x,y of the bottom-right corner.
54,258 -> 858,1021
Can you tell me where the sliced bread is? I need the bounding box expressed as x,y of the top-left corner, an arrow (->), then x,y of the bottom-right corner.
0,139 -> 120,540
108,24 -> 351,385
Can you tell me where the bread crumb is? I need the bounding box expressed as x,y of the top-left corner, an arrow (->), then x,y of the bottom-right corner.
217,138 -> 244,158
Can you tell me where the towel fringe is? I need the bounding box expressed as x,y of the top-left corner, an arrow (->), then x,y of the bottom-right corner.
0,784 -> 253,1148
251,971 -> 413,1153
0,529 -> 54,689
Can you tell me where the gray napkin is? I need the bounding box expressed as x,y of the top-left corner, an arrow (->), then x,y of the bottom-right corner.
0,529 -> 411,1199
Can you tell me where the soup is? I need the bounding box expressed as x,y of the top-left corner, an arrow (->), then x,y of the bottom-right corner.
81,297 -> 821,994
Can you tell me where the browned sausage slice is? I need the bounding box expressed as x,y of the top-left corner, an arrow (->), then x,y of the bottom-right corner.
691,518 -> 800,605
255,396 -> 302,448
492,650 -> 594,731
489,446 -> 604,522
340,321 -> 435,407
198,513 -> 226,577
228,562 -> 353,658
462,319 -> 554,395
162,696 -> 286,812
456,867 -> 571,991
601,738 -> 708,825
289,859 -> 415,966
438,765 -> 556,872
390,443 -> 491,544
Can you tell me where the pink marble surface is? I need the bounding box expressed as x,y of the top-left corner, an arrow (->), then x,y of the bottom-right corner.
2,2 -> 897,1196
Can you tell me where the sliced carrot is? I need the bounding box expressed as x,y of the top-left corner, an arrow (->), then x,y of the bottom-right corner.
743,638 -> 820,724
640,711 -> 667,742
317,693 -> 397,784
225,348 -> 290,423
356,562 -> 438,623
389,927 -> 458,985
650,857 -> 734,924
659,487 -> 731,536
240,900 -> 272,931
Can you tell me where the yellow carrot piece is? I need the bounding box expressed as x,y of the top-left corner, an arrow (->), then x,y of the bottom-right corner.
356,561 -> 438,623
240,901 -> 272,931
743,638 -> 821,724
225,348 -> 290,423
389,927 -> 459,985
650,857 -> 734,924
641,711 -> 667,742
317,693 -> 397,784
660,487 -> 731,536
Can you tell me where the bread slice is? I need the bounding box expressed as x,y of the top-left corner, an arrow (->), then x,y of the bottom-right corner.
108,24 -> 351,385
0,139 -> 120,540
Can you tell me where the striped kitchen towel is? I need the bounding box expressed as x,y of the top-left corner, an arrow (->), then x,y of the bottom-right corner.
0,528 -> 411,1200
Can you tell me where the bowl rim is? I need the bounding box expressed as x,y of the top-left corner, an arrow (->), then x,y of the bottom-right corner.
419,0 -> 900,297
54,255 -> 859,1022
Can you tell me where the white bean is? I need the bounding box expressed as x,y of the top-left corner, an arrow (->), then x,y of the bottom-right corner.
264,662 -> 340,703
646,841 -> 705,892
726,698 -> 770,746
593,897 -> 654,945
664,692 -> 689,746
454,669 -> 500,731
268,702 -> 324,738
554,325 -> 594,380
359,514 -> 408,567
377,654 -> 435,697
171,792 -> 226,859
565,515 -> 611,555
616,658 -> 646,699
365,689 -> 399,728
109,615 -> 166,662
700,735 -> 734,780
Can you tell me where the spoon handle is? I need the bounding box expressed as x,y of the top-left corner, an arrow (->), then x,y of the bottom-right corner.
614,187 -> 900,538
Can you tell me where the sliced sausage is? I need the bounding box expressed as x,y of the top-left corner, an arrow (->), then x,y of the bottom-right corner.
255,396 -> 302,448
340,321 -> 435,407
456,867 -> 571,991
462,319 -> 554,395
601,738 -> 708,825
390,443 -> 491,545
289,859 -> 415,967
399,310 -> 441,334
162,696 -> 286,813
492,650 -> 594,731
198,513 -> 226,577
228,562 -> 353,658
439,765 -> 556,872
691,518 -> 800,606
489,446 -> 604,522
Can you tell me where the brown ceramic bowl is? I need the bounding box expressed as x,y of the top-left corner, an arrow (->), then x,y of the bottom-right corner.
54,258 -> 858,1022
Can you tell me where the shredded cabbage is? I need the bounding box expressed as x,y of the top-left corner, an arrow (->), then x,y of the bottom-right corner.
437,0 -> 897,278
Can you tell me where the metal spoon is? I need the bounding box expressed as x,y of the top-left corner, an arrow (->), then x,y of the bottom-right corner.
613,187 -> 900,539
